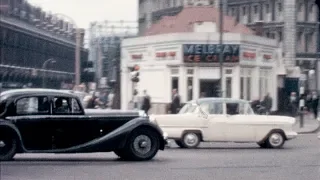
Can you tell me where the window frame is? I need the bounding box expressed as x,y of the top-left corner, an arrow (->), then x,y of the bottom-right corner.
51,96 -> 84,115
14,96 -> 50,116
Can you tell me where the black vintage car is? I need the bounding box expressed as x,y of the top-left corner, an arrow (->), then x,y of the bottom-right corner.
0,89 -> 167,161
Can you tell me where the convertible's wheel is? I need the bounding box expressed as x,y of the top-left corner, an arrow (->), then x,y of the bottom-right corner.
266,132 -> 285,149
181,132 -> 201,148
122,128 -> 160,161
0,135 -> 17,161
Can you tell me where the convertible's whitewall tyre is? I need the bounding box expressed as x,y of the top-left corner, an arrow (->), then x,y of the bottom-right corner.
180,132 -> 201,148
0,134 -> 17,161
266,132 -> 285,149
118,128 -> 160,161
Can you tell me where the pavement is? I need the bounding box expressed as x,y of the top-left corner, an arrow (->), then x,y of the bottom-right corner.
293,114 -> 320,134
1,134 -> 319,180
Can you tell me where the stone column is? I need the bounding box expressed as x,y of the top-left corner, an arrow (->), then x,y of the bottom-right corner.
283,0 -> 297,67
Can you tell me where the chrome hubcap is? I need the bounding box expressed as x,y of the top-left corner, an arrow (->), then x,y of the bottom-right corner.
184,133 -> 198,146
133,135 -> 152,155
269,133 -> 283,147
0,141 -> 5,148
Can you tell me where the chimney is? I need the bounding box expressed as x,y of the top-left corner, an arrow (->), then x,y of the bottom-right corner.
254,21 -> 264,36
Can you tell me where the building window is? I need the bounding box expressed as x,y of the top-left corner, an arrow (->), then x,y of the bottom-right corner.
259,69 -> 271,98
171,77 -> 179,97
240,68 -> 252,100
254,5 -> 258,14
277,3 -> 282,12
278,31 -> 283,42
265,4 -> 270,13
171,68 -> 179,75
242,6 -> 247,16
298,3 -> 303,12
187,77 -> 193,101
226,77 -> 232,98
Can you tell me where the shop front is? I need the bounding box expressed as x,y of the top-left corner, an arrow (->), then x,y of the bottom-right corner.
121,33 -> 280,113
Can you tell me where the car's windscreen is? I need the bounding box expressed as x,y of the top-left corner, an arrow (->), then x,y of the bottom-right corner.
179,103 -> 198,114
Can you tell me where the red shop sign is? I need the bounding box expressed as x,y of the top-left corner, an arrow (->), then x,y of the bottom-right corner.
131,54 -> 143,59
243,52 -> 256,59
263,54 -> 272,60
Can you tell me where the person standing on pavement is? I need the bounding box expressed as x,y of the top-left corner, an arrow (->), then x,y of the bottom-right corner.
141,90 -> 151,115
170,89 -> 181,114
311,91 -> 319,119
288,92 -> 298,117
262,93 -> 272,115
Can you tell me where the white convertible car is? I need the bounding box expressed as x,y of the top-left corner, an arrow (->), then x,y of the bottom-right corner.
150,98 -> 298,149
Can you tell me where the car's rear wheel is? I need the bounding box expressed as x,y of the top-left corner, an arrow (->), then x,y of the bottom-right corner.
266,132 -> 285,149
180,132 -> 201,148
257,142 -> 269,148
0,133 -> 17,161
119,128 -> 160,161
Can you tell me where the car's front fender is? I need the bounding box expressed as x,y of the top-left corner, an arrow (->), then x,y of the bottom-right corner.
115,117 -> 166,150
0,120 -> 26,152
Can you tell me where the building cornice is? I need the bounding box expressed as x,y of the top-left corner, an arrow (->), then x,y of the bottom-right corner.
0,16 -> 76,47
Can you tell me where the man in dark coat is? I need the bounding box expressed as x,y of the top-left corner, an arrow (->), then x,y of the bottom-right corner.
311,91 -> 319,119
262,93 -> 273,114
288,92 -> 299,117
141,90 -> 151,115
170,89 -> 181,114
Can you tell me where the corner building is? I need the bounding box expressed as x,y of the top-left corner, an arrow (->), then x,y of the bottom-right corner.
121,7 -> 284,113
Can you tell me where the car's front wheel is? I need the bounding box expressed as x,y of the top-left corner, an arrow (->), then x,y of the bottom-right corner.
0,133 -> 17,161
117,128 -> 160,161
180,132 -> 201,148
259,132 -> 285,149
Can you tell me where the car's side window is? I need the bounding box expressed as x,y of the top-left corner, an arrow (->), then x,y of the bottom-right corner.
53,97 -> 71,115
209,102 -> 223,114
71,98 -> 82,114
226,103 -> 239,115
16,96 -> 50,115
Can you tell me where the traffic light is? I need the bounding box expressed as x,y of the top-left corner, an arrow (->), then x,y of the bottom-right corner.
130,65 -> 140,83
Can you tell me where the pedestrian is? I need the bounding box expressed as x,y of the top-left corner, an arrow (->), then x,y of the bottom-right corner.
170,89 -> 181,114
262,93 -> 272,115
288,92 -> 298,117
311,91 -> 319,119
141,90 -> 151,115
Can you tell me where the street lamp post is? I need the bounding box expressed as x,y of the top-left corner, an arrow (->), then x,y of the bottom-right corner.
53,14 -> 81,86
42,58 -> 56,88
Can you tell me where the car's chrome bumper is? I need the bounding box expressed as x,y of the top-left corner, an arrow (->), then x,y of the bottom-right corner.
286,131 -> 298,140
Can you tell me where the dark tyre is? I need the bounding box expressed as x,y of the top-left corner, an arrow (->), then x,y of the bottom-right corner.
175,140 -> 185,148
257,142 -> 269,148
0,133 -> 17,161
180,132 -> 201,148
120,128 -> 160,161
265,132 -> 285,149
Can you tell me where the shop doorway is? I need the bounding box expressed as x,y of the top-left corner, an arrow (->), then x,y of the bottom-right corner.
199,80 -> 220,98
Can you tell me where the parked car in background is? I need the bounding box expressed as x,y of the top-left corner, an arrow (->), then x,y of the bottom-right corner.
150,98 -> 297,149
0,89 -> 167,161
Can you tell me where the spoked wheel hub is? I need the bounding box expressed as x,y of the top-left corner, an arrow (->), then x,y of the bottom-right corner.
0,138 -> 13,156
133,135 -> 152,155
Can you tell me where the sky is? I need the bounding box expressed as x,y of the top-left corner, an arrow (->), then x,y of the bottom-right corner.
27,0 -> 138,29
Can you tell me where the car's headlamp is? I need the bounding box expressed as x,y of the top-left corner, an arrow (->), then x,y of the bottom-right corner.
138,110 -> 147,117
149,115 -> 156,122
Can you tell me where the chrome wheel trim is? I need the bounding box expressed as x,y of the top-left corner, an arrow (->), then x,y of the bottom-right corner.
269,133 -> 284,147
0,139 -> 11,156
133,135 -> 152,155
183,133 -> 199,147
0,141 -> 5,148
